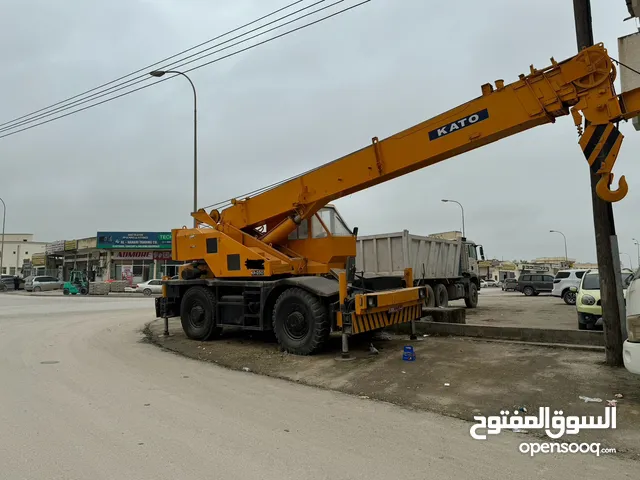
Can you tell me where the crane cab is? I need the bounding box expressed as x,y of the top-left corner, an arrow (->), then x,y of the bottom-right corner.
285,205 -> 357,272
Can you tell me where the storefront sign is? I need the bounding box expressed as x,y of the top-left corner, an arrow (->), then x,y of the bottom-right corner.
45,240 -> 65,255
31,253 -> 45,266
113,251 -> 173,260
499,263 -> 517,271
64,240 -> 77,251
521,264 -> 549,272
96,232 -> 172,250
114,251 -> 153,260
78,237 -> 97,250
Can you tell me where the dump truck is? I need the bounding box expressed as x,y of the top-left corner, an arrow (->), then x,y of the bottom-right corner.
355,231 -> 484,308
157,43 -> 640,356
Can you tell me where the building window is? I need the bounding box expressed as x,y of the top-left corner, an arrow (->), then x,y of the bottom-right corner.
1,267 -> 5,274
9,267 -> 16,275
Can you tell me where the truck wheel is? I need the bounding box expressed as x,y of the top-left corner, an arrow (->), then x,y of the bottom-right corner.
434,283 -> 449,307
273,288 -> 329,355
80,287 -> 88,295
523,286 -> 534,296
180,286 -> 222,340
563,290 -> 576,305
465,282 -> 479,308
424,284 -> 436,308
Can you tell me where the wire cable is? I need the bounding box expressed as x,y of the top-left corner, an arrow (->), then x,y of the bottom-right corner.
0,0 -> 307,130
610,56 -> 640,77
0,0 -> 370,140
0,0 -> 331,133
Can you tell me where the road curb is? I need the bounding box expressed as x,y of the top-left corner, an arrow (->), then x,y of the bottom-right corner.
386,321 -> 604,347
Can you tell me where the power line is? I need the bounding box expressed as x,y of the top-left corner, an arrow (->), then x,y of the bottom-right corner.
0,0 -> 307,130
0,0 -> 332,134
0,0 -> 338,134
0,1 -> 370,140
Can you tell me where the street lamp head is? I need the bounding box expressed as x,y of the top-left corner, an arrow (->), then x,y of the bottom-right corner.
441,199 -> 449,203
149,70 -> 166,77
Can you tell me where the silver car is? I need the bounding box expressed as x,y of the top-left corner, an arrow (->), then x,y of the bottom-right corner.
25,275 -> 64,292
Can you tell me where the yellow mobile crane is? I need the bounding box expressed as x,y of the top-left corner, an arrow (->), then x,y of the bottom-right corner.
157,43 -> 640,355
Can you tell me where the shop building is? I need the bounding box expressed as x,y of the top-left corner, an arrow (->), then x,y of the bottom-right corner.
97,232 -> 178,283
54,232 -> 179,284
0,233 -> 48,276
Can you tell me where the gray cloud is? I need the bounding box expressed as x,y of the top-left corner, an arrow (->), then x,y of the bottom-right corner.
1,0 -> 639,264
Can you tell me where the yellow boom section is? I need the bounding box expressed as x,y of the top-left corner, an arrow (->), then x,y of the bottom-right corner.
214,43 -> 640,232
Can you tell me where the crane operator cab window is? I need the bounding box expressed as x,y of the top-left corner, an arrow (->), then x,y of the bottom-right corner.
288,206 -> 352,240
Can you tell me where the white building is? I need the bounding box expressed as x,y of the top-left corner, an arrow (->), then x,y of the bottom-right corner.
0,234 -> 47,275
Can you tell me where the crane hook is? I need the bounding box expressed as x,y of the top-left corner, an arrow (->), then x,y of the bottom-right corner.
578,122 -> 628,203
596,173 -> 628,203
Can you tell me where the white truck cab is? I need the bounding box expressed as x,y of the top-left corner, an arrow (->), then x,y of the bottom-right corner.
624,270 -> 640,374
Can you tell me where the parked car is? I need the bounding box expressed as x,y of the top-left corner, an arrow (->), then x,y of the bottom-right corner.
480,280 -> 487,288
134,279 -> 163,296
573,269 -> 633,330
623,269 -> 640,374
551,269 -> 587,305
484,279 -> 499,287
516,273 -> 555,296
25,275 -> 64,292
501,278 -> 518,291
0,274 -> 14,291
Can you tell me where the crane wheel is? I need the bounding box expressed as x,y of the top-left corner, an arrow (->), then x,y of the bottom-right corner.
272,288 -> 330,355
180,286 -> 222,341
434,283 -> 449,308
464,282 -> 479,308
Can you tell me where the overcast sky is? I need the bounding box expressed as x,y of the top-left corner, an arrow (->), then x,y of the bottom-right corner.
1,0 -> 639,264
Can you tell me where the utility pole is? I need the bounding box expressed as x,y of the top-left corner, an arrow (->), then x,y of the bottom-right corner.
573,0 -> 626,365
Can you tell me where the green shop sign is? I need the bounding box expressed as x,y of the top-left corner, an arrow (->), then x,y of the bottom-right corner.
96,232 -> 172,250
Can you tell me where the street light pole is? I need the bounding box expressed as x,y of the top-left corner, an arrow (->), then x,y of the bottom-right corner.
150,70 -> 198,228
633,238 -> 640,268
0,196 -> 5,276
441,199 -> 465,238
549,230 -> 568,262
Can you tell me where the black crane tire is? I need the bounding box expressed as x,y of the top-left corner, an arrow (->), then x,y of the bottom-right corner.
180,286 -> 222,340
273,288 -> 329,355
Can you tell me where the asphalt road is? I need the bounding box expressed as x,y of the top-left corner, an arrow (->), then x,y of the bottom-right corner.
0,294 -> 636,479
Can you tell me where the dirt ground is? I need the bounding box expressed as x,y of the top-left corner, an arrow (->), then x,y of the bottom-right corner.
450,288 -> 578,330
146,319 -> 640,459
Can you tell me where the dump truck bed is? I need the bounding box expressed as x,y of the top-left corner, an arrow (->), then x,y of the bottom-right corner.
355,230 -> 462,279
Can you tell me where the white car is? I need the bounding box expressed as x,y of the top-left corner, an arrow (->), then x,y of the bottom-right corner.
483,279 -> 499,287
624,271 -> 640,375
480,280 -> 488,288
134,279 -> 163,296
551,269 -> 587,305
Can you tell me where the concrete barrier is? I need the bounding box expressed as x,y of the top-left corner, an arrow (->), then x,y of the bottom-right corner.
422,307 -> 466,324
388,321 -> 604,346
